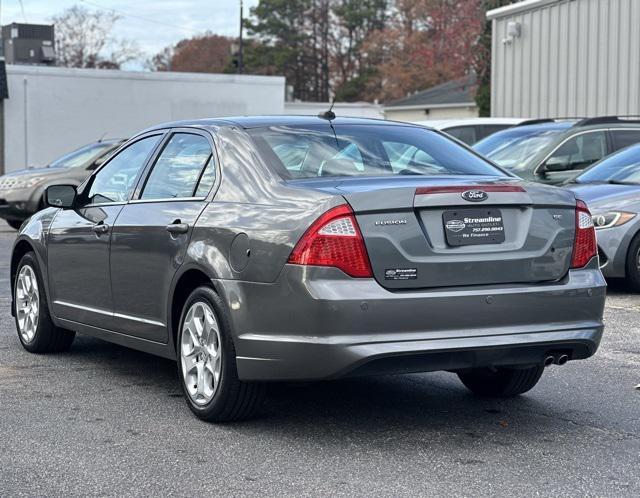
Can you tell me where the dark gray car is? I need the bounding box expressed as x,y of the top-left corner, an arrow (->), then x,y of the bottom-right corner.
10,117 -> 606,422
0,139 -> 123,229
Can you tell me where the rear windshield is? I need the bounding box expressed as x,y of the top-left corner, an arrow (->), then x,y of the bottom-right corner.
248,124 -> 506,179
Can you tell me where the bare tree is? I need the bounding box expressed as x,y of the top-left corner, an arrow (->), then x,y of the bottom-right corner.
52,5 -> 141,69
147,46 -> 175,72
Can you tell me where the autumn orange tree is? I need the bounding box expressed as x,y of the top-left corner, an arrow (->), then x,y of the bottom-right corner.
149,33 -> 233,73
362,0 -> 484,102
149,0 -> 504,104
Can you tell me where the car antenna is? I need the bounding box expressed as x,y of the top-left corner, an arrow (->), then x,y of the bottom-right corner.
97,132 -> 108,142
319,98 -> 340,147
318,98 -> 336,121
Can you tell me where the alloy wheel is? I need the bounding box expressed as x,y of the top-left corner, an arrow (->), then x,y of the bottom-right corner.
180,301 -> 223,405
16,265 -> 40,343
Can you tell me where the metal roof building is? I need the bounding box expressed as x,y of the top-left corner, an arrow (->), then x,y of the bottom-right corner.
488,0 -> 640,118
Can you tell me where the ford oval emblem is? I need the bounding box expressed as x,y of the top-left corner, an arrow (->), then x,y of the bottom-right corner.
461,190 -> 488,202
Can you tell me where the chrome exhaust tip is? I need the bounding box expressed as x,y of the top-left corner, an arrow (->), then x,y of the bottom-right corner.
543,356 -> 555,367
556,354 -> 569,366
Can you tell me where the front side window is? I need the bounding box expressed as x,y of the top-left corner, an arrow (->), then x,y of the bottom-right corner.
249,124 -> 504,179
545,131 -> 607,171
85,136 -> 160,205
141,133 -> 213,200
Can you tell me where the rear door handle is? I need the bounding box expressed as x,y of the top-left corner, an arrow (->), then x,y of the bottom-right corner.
92,222 -> 109,235
166,222 -> 189,235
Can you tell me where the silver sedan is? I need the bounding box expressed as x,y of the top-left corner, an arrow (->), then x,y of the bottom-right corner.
567,143 -> 640,289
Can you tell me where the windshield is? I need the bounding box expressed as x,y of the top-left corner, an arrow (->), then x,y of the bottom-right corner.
248,124 -> 506,179
474,127 -> 567,170
49,142 -> 114,169
575,144 -> 640,184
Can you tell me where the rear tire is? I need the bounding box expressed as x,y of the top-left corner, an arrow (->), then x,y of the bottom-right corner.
6,219 -> 23,230
457,365 -> 544,397
177,286 -> 265,422
625,233 -> 640,292
14,252 -> 75,353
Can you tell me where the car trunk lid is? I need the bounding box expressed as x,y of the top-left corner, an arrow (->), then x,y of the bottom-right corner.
329,177 -> 577,289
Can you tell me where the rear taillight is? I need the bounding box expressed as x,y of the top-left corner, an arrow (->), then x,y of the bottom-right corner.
288,204 -> 373,278
571,199 -> 597,269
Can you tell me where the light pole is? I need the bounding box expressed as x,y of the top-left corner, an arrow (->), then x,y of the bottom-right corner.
238,0 -> 244,74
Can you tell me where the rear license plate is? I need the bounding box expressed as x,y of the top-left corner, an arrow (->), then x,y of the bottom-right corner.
443,208 -> 505,246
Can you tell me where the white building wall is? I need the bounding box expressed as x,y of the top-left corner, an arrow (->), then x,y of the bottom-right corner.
490,0 -> 640,118
3,66 -> 285,172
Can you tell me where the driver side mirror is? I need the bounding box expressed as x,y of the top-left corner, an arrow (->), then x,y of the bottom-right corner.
45,185 -> 77,209
544,157 -> 572,172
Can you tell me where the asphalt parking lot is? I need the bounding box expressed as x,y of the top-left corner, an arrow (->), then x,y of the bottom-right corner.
0,220 -> 638,497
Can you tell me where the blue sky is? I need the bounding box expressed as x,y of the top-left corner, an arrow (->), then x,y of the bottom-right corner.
0,0 -> 259,62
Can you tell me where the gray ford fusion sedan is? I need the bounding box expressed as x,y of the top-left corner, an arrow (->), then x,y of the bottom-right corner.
10,116 -> 606,422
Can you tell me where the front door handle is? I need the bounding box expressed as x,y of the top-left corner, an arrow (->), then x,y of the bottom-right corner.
92,222 -> 109,235
166,221 -> 189,235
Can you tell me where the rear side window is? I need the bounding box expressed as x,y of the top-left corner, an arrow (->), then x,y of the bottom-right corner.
249,124 -> 504,179
611,130 -> 640,151
445,126 -> 476,145
479,125 -> 511,141
141,133 -> 213,200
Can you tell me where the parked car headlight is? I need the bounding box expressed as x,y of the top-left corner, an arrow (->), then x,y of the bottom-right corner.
592,211 -> 636,230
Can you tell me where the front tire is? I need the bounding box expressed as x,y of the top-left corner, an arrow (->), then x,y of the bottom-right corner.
457,365 -> 544,397
14,252 -> 75,353
177,286 -> 265,422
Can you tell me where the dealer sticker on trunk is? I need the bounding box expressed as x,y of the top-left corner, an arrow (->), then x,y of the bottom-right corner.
385,268 -> 418,280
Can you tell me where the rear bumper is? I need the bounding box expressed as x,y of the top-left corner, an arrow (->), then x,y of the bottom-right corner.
219,264 -> 606,381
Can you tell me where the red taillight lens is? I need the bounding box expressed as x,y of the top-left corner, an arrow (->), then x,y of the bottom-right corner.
571,199 -> 597,269
288,204 -> 373,278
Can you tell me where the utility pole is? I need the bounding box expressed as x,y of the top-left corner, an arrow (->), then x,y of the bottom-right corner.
238,0 -> 244,74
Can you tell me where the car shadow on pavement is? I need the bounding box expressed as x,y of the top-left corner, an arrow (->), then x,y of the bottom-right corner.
60,334 -> 558,439
606,278 -> 637,295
